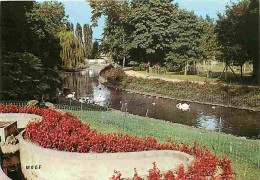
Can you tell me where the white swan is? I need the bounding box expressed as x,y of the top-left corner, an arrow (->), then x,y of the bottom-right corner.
79,96 -> 90,103
94,95 -> 105,103
89,70 -> 94,77
66,92 -> 75,99
176,103 -> 190,111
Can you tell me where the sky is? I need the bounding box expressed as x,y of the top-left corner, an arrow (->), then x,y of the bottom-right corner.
50,0 -> 231,40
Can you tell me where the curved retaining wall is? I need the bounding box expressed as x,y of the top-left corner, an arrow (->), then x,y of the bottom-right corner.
0,113 -> 42,129
0,113 -> 41,180
19,131 -> 194,180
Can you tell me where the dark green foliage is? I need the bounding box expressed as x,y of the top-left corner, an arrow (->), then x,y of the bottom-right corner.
165,10 -> 205,74
0,1 -> 33,53
89,0 -> 210,72
216,0 -> 259,83
1,52 -> 45,100
0,1 -> 64,101
83,24 -> 92,58
75,23 -> 83,43
128,0 -> 177,65
91,41 -> 100,59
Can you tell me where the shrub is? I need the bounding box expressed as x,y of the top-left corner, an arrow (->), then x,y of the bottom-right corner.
103,67 -> 126,82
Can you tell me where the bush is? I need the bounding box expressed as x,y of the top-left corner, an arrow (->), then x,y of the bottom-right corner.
102,67 -> 126,82
133,63 -> 147,71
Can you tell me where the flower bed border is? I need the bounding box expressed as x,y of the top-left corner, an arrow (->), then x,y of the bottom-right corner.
0,105 -> 234,179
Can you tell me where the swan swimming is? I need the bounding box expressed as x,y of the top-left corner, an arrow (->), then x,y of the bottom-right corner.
89,70 -> 94,77
176,103 -> 190,111
94,95 -> 105,103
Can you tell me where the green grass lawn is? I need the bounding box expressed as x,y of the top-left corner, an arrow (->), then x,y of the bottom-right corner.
137,71 -> 219,82
67,109 -> 260,180
136,63 -> 255,85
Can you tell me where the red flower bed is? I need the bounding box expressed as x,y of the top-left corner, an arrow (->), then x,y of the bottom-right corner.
0,105 -> 233,179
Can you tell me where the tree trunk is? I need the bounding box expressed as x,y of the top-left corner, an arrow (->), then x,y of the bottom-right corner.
123,56 -> 125,68
240,64 -> 243,82
225,65 -> 227,80
184,61 -> 187,75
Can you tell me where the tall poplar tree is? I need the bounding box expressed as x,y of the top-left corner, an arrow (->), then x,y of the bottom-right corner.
83,24 -> 93,58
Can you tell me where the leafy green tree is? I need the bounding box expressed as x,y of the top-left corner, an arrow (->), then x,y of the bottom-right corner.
66,22 -> 74,32
83,24 -> 93,58
91,41 -> 100,59
60,31 -> 76,68
0,1 -> 65,101
1,53 -> 45,100
75,23 -> 83,44
216,0 -> 259,83
199,15 -> 219,73
165,10 -> 205,75
127,0 -> 177,65
88,0 -> 131,65
28,1 -> 68,35
1,1 -> 33,54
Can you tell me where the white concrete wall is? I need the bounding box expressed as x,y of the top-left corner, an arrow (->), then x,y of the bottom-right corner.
19,130 -> 194,180
0,114 -> 42,129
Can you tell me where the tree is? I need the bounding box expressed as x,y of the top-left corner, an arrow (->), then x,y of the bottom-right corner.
1,53 -> 45,100
0,1 -> 34,54
28,1 -> 68,35
0,1 -> 65,101
88,0 -> 131,65
75,23 -> 83,44
216,0 -> 259,83
60,31 -> 76,68
127,0 -> 177,65
199,15 -> 219,75
91,41 -> 100,59
83,24 -> 92,58
165,10 -> 205,75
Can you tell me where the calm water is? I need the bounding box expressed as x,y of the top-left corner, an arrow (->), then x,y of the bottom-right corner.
60,69 -> 260,139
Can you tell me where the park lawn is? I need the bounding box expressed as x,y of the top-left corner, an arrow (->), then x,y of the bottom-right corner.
68,110 -> 260,180
137,71 -> 219,82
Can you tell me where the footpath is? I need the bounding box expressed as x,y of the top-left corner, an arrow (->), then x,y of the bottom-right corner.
124,70 -> 205,84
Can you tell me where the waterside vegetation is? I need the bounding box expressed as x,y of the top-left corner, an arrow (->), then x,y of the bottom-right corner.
101,67 -> 260,111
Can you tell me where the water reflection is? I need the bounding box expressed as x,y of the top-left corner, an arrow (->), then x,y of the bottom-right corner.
60,70 -> 260,139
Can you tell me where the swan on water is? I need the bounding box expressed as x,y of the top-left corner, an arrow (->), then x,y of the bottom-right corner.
176,103 -> 190,111
79,96 -> 90,103
94,95 -> 105,103
89,70 -> 94,77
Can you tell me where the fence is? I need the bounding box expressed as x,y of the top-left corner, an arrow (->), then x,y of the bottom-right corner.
75,110 -> 260,178
1,101 -> 259,178
0,101 -> 105,112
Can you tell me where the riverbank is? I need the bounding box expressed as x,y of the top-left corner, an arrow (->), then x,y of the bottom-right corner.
100,67 -> 260,111
68,109 -> 260,180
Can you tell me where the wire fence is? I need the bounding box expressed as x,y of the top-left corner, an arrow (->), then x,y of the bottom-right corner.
0,101 -> 105,112
75,110 -> 260,175
1,100 -> 259,177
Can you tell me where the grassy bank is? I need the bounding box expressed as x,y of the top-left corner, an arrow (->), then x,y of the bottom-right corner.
137,71 -> 219,82
68,110 -> 260,180
101,67 -> 260,110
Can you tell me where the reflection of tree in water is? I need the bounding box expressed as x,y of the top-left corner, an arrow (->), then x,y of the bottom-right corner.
214,107 -> 260,138
61,71 -> 94,99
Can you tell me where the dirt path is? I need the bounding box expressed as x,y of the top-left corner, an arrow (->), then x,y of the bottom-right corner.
125,70 -> 205,84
